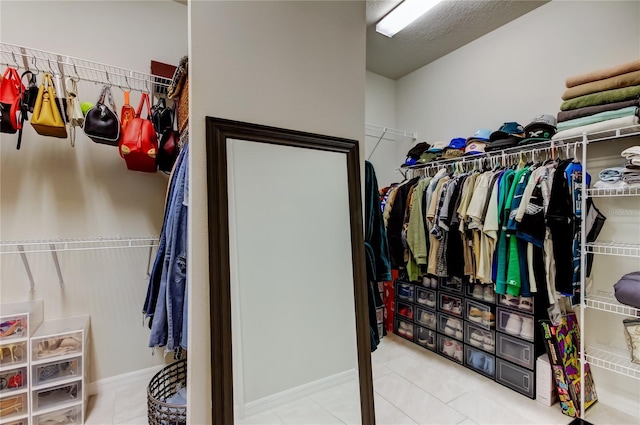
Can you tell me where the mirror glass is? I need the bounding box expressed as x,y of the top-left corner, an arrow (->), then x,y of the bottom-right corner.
226,138 -> 362,423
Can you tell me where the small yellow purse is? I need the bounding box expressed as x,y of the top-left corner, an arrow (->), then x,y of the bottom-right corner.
30,73 -> 67,138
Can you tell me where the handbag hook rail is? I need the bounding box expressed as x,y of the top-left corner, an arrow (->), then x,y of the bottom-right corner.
0,42 -> 171,93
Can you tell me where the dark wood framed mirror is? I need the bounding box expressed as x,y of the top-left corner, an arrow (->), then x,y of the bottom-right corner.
206,117 -> 375,424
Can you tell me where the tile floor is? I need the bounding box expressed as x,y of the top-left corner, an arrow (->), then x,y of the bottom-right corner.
86,334 -> 638,424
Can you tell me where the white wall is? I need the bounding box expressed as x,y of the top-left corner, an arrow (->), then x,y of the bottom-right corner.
0,0 -> 187,382
189,1 -> 365,422
391,0 -> 640,415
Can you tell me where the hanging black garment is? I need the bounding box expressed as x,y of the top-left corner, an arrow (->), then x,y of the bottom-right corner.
387,177 -> 420,269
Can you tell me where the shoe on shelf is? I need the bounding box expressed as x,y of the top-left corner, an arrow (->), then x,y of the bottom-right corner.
422,276 -> 431,287
472,284 -> 483,299
417,327 -> 429,344
442,296 -> 453,311
484,357 -> 494,375
483,334 -> 494,352
454,321 -> 463,340
417,292 -> 428,305
520,316 -> 534,340
425,293 -> 436,308
519,296 -> 534,312
470,331 -> 484,348
469,307 -> 484,323
444,318 -> 458,337
399,321 -> 413,338
397,285 -> 412,299
504,313 -> 523,336
451,300 -> 462,315
501,294 -> 520,308
482,311 -> 496,327
454,343 -> 464,362
442,339 -> 455,357
430,277 -> 438,288
483,285 -> 495,303
419,310 -> 432,325
470,351 -> 485,369
426,332 -> 436,348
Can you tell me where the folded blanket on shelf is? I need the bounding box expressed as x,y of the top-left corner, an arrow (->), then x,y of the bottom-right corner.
552,115 -> 640,140
621,146 -> 640,158
593,180 -> 630,189
622,168 -> 640,184
599,167 -> 625,182
557,106 -> 638,131
566,59 -> 640,88
561,85 -> 640,111
557,98 -> 639,123
562,70 -> 640,101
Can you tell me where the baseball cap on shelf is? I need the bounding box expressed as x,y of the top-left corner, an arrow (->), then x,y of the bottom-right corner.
406,142 -> 431,159
486,136 -> 521,152
448,138 -> 467,150
417,151 -> 437,163
464,140 -> 487,156
428,141 -> 448,152
466,129 -> 491,144
442,147 -> 464,159
489,122 -> 525,142
520,114 -> 557,145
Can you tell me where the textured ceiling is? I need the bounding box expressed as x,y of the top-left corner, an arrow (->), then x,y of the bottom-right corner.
367,0 -> 549,80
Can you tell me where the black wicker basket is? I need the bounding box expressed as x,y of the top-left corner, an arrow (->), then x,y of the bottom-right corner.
147,359 -> 187,425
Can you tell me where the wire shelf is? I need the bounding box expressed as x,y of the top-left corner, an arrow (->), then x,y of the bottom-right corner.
554,124 -> 640,144
0,237 -> 159,254
584,345 -> 640,380
0,42 -> 172,93
587,186 -> 640,197
584,241 -> 640,258
584,291 -> 640,317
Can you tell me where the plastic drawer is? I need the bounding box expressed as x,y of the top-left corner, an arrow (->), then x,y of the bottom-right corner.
32,332 -> 82,362
415,287 -> 436,309
0,391 -> 28,420
465,299 -> 495,330
496,307 -> 534,342
32,357 -> 82,387
496,333 -> 535,369
495,358 -> 535,398
394,318 -> 414,342
437,312 -> 463,341
497,294 -> 534,313
437,276 -> 463,294
3,417 -> 28,425
0,367 -> 27,394
414,307 -> 437,330
394,280 -> 415,303
437,334 -> 463,364
0,316 -> 27,342
33,404 -> 82,425
466,283 -> 497,304
438,292 -> 463,317
415,326 -> 436,351
464,322 -> 495,354
0,341 -> 27,367
464,345 -> 495,378
395,301 -> 414,321
32,380 -> 81,411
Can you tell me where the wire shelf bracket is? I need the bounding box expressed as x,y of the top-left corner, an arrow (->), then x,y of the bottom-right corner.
365,123 -> 417,161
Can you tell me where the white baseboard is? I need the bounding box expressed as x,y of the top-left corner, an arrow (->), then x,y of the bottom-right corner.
593,386 -> 640,418
88,365 -> 164,396
238,368 -> 358,419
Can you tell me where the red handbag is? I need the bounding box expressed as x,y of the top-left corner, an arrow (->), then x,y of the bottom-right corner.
119,93 -> 158,173
0,67 -> 25,134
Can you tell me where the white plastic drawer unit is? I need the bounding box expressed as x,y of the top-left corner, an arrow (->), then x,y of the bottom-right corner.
415,287 -> 436,309
496,307 -> 535,342
464,321 -> 495,354
32,357 -> 82,387
0,391 -> 28,421
3,418 -> 28,425
464,345 -> 495,378
32,404 -> 82,425
394,280 -> 415,303
0,366 -> 27,395
32,380 -> 82,411
438,292 -> 463,317
32,332 -> 83,362
438,312 -> 464,342
496,333 -> 535,369
0,341 -> 27,367
495,358 -> 535,398
414,307 -> 437,330
0,316 -> 27,342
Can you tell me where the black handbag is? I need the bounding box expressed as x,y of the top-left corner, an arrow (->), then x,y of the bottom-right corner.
21,71 -> 39,113
157,102 -> 178,173
151,97 -> 173,135
83,86 -> 120,146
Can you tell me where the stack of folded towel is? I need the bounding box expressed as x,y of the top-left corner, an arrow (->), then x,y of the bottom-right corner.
553,59 -> 640,139
593,145 -> 640,189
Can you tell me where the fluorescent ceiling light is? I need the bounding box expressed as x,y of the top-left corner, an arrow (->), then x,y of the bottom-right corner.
376,0 -> 444,38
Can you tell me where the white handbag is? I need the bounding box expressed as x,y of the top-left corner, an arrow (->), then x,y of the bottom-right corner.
65,77 -> 84,147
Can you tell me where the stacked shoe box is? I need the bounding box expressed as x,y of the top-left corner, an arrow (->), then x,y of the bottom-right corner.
393,280 -> 416,342
462,283 -> 497,377
414,278 -> 437,351
493,293 -> 543,398
437,278 -> 465,364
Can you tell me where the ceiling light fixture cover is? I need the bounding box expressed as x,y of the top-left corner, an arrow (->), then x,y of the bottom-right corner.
376,0 -> 445,38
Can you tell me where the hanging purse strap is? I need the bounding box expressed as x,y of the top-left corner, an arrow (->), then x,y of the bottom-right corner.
136,93 -> 152,119
67,78 -> 79,147
97,85 -> 118,112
